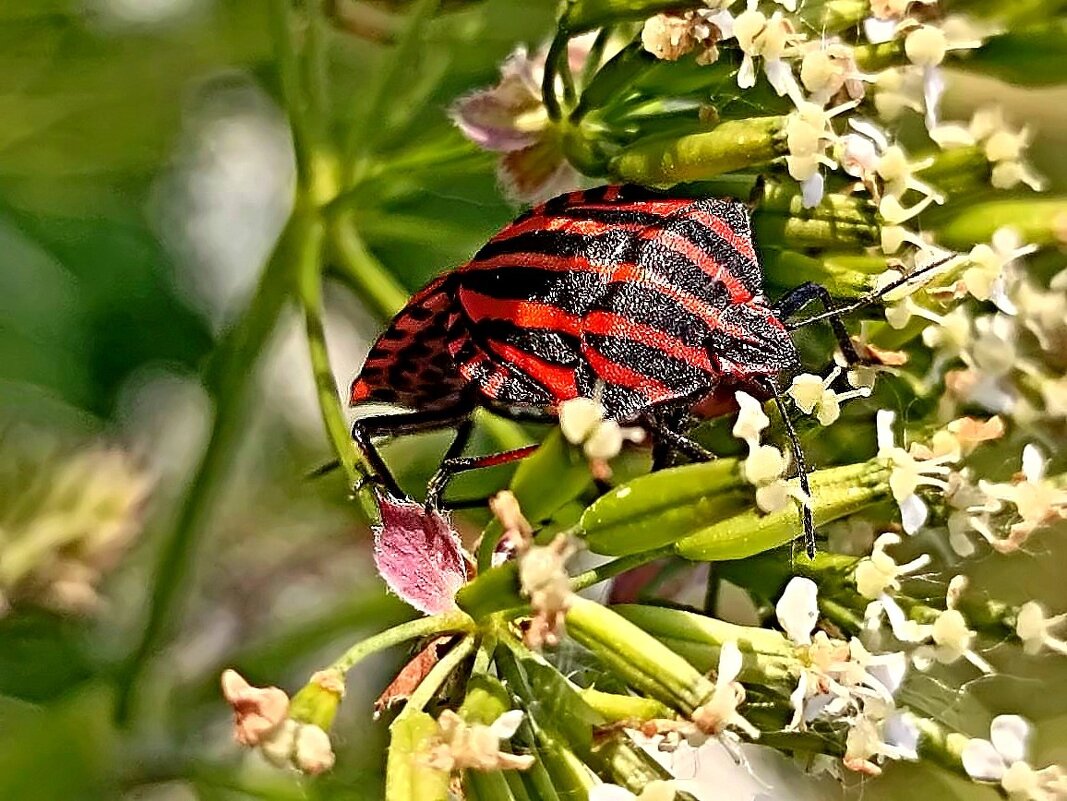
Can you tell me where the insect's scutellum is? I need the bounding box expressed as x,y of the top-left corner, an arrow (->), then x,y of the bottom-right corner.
350,185 -> 933,556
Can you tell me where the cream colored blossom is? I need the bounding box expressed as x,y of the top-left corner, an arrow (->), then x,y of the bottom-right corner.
788,366 -> 871,425
427,709 -> 535,773
518,535 -> 575,648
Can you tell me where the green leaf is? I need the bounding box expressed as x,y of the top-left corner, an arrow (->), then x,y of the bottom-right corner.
0,685 -> 117,801
386,711 -> 451,801
515,652 -> 603,757
579,459 -> 747,555
0,611 -> 95,703
962,20 -> 1067,86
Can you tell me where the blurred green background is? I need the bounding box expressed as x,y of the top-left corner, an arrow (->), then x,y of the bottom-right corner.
0,1 -> 1065,799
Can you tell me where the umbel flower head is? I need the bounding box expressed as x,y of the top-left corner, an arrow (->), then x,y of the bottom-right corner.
0,431 -> 152,616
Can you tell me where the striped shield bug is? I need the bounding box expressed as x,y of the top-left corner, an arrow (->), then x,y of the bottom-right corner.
350,184 -> 950,556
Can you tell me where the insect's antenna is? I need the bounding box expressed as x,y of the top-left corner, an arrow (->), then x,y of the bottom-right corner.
763,378 -> 816,558
785,251 -> 963,331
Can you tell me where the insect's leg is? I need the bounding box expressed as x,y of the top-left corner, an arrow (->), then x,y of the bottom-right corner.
424,444 -> 541,510
774,282 -> 861,366
644,419 -> 716,463
351,408 -> 473,499
761,378 -> 816,558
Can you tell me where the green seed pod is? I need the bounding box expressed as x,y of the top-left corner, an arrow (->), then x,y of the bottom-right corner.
610,117 -> 787,186
579,688 -> 675,724
579,459 -> 748,555
674,461 -> 891,561
613,604 -> 799,692
565,596 -> 714,714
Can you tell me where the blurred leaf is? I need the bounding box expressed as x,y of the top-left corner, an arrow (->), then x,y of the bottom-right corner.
0,2 -> 270,191
0,207 -> 213,415
0,611 -> 95,703
0,684 -> 117,800
962,20 -> 1067,86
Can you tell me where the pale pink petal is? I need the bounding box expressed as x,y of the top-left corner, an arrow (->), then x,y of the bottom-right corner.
449,89 -> 541,152
373,493 -> 468,615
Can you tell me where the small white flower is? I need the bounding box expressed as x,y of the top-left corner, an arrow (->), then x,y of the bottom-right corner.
558,397 -> 645,463
963,715 -> 1067,800
783,100 -> 856,206
903,20 -> 983,130
1016,602 -> 1067,657
428,709 -> 536,773
518,535 -> 575,648
854,533 -> 931,599
733,0 -> 804,97
732,390 -> 770,441
788,366 -> 871,425
691,641 -> 760,741
877,410 -> 957,534
931,106 -> 1046,191
776,576 -> 820,646
978,444 -> 1067,552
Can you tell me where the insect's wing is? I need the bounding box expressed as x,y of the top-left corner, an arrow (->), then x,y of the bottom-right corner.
577,205 -> 735,421
679,197 -> 765,302
350,275 -> 470,411
452,186 -> 701,411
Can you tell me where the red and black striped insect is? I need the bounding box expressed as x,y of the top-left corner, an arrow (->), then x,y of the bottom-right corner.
350,184 -> 933,555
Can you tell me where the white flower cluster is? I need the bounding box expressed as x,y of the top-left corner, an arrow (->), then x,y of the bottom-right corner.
775,578 -> 913,776
732,390 -> 809,513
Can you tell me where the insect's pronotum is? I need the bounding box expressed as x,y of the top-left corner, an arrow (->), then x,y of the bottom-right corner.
349,184 -> 948,556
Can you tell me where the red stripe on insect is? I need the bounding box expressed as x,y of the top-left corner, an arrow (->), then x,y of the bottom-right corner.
462,250 -> 612,276
583,311 -> 716,373
486,215 -> 649,244
482,365 -> 508,399
459,289 -> 583,335
582,345 -> 674,398
640,227 -> 750,301
688,208 -> 758,263
485,340 -> 579,399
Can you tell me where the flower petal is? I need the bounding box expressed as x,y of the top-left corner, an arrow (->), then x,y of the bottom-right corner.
718,640 -> 743,685
775,576 -> 819,645
990,714 -> 1031,766
899,493 -> 928,535
488,709 -> 526,740
962,737 -> 1006,781
373,493 -> 467,615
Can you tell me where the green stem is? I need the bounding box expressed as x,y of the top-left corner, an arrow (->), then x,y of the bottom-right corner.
296,209 -> 379,520
397,634 -> 477,720
304,0 -> 331,127
327,212 -> 409,319
345,0 -> 441,178
325,610 -> 475,675
115,216 -> 299,723
268,0 -> 316,186
570,545 -> 676,592
541,28 -> 570,121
